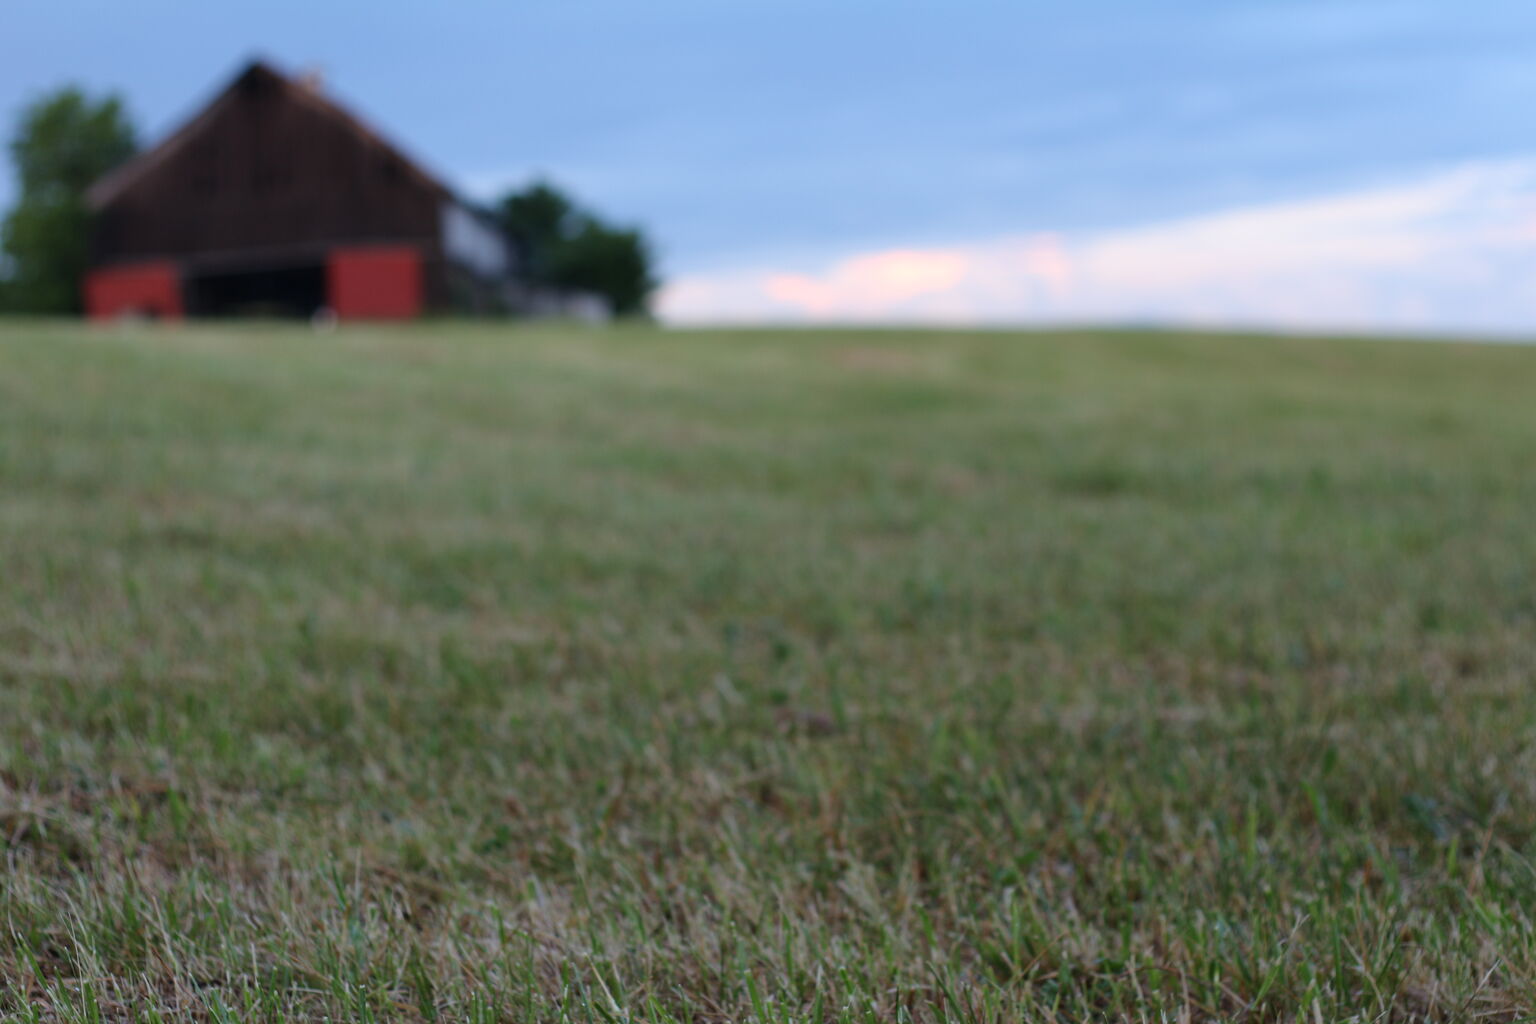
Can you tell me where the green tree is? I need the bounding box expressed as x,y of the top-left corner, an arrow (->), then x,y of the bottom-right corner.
497,181 -> 577,285
549,218 -> 656,318
495,180 -> 657,318
1,87 -> 136,314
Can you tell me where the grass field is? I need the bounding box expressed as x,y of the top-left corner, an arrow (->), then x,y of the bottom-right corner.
2,320 -> 1536,1022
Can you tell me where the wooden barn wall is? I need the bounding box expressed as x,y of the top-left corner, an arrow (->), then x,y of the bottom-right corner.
92,71 -> 443,267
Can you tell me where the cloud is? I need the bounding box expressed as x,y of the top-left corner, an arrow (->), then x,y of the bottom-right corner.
657,160 -> 1536,334
762,249 -> 971,316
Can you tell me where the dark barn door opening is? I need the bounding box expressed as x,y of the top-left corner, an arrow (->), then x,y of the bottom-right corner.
185,263 -> 326,318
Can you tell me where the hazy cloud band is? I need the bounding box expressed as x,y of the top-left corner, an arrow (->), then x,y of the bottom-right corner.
659,160 -> 1536,335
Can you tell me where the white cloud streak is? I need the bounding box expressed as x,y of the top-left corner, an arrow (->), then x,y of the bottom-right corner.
657,160 -> 1536,334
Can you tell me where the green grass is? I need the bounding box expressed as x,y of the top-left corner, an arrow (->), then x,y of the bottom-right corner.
3,319 -> 1536,1022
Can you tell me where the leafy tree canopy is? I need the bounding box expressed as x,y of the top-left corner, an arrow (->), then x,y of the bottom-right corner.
498,182 -> 577,279
1,87 -> 137,314
495,180 -> 657,318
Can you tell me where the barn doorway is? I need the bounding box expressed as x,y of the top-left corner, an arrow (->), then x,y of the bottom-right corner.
184,262 -> 327,318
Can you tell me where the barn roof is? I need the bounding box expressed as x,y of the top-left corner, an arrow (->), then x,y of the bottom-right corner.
86,59 -> 452,210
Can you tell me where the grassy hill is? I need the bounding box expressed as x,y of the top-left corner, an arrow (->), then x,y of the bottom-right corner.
3,320 -> 1536,1021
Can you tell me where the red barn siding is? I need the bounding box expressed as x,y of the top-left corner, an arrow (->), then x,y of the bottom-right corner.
84,262 -> 183,320
327,246 -> 423,320
80,61 -> 516,319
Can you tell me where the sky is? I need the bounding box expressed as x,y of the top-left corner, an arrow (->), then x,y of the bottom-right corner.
5,0 -> 1536,332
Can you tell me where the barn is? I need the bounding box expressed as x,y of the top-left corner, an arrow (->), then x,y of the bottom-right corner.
83,60 -> 521,321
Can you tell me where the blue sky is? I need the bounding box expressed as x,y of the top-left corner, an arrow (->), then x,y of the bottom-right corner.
6,0 -> 1536,330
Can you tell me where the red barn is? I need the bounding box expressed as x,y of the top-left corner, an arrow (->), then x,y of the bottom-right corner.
84,60 -> 517,321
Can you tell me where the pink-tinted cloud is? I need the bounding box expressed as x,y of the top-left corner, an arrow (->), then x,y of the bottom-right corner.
657,160 -> 1536,334
762,249 -> 971,316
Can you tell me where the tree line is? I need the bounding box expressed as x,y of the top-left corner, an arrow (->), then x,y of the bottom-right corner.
0,86 -> 656,318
